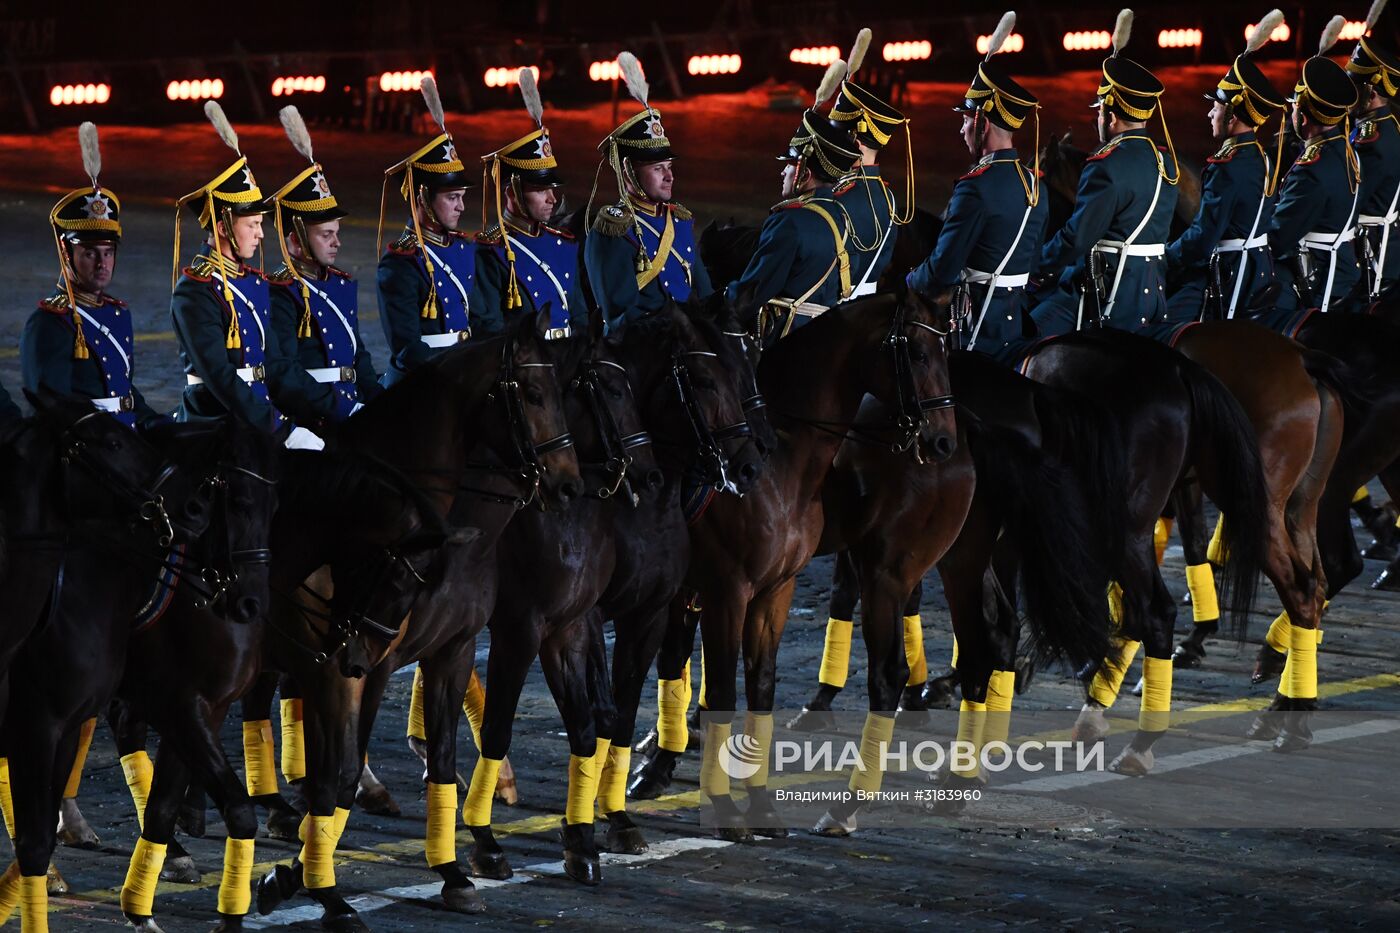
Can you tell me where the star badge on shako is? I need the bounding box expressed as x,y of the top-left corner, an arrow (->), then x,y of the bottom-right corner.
82,192 -> 112,219
241,166 -> 258,191
443,141 -> 459,164
536,135 -> 554,160
311,172 -> 332,199
645,117 -> 665,139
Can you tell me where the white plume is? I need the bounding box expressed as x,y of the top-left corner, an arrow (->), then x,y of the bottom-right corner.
204,100 -> 240,153
1112,9 -> 1134,57
1367,0 -> 1389,32
1247,9 -> 1285,55
519,66 -> 544,127
78,121 -> 101,185
986,11 -> 1017,60
815,59 -> 847,106
618,51 -> 649,108
847,27 -> 872,76
278,106 -> 314,163
420,74 -> 446,132
1319,14 -> 1346,55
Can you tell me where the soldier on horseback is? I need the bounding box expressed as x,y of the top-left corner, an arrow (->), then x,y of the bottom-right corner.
476,68 -> 587,338
1030,9 -> 1180,336
265,107 -> 381,428
22,122 -> 163,430
906,11 -> 1046,365
170,103 -> 322,449
1163,10 -> 1287,323
826,27 -> 911,296
377,77 -> 481,386
1347,0 -> 1400,302
1266,17 -> 1363,321
585,52 -> 712,332
726,61 -> 861,340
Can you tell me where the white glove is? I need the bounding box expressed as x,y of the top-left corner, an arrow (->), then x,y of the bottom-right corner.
349,402 -> 364,416
285,426 -> 325,450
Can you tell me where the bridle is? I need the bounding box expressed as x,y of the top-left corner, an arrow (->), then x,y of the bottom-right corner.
884,301 -> 957,459
671,349 -> 754,493
583,358 -> 654,503
183,461 -> 278,610
485,335 -> 576,509
58,410 -> 185,548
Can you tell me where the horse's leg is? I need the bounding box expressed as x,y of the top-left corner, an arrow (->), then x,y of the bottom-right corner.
790,551 -> 861,731
695,583 -> 754,843
240,670 -> 301,841
55,715 -> 99,850
1171,475 -> 1222,667
5,709 -> 77,928
737,577 -> 799,839
628,592 -> 700,800
1372,461 -> 1400,588
1076,529 -> 1155,744
599,603 -> 667,853
353,661 -> 403,817
1109,551 -> 1179,775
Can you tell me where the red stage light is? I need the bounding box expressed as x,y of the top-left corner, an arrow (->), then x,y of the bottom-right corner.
686,54 -> 742,76
166,78 -> 223,101
50,83 -> 111,106
378,70 -> 433,93
272,75 -> 327,97
882,40 -> 932,62
1062,30 -> 1112,52
1158,28 -> 1203,49
483,66 -> 540,88
976,33 -> 1024,55
789,46 -> 841,66
589,60 -> 622,82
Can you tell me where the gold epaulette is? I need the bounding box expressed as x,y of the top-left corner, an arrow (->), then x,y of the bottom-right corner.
38,293 -> 69,313
1297,138 -> 1327,166
475,223 -> 505,245
188,253 -> 217,277
771,192 -> 813,213
267,265 -> 295,285
390,229 -> 419,254
592,203 -> 631,237
669,201 -> 693,221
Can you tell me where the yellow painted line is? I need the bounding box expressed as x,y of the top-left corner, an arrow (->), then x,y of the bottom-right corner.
49,668 -> 1400,913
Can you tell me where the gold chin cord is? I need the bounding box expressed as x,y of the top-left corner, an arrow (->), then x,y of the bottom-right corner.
1158,101 -> 1181,185
488,157 -> 523,309
273,199 -> 314,338
48,202 -> 90,360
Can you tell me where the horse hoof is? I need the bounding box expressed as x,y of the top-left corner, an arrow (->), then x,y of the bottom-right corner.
810,810 -> 856,837
785,706 -> 836,732
441,883 -> 486,914
1172,642 -> 1207,669
162,855 -> 202,884
745,801 -> 790,838
493,758 -> 519,807
467,847 -> 513,881
256,864 -> 300,916
1071,704 -> 1110,744
46,863 -> 68,895
1014,657 -> 1036,695
57,799 -> 101,849
1245,711 -> 1283,742
921,671 -> 958,709
559,820 -> 602,886
627,750 -> 677,800
633,730 -> 659,757
210,914 -> 245,932
127,917 -> 165,932
715,824 -> 756,843
1251,646 -> 1287,684
1109,746 -> 1155,776
1273,712 -> 1313,752
353,782 -> 400,818
322,911 -> 371,933
601,812 -> 649,854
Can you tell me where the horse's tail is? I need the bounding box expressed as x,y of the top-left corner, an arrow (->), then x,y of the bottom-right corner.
1177,358 -> 1269,638
1299,347 -> 1375,422
968,387 -> 1121,671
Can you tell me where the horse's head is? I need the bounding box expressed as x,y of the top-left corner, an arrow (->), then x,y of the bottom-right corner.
877,290 -> 958,463
26,387 -> 213,546
196,418 -> 281,625
1039,130 -> 1086,240
573,316 -> 664,503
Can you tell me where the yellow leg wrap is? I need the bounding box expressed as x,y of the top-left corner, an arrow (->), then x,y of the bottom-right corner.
280,699 -> 306,783
1139,656 -> 1173,732
301,814 -> 337,890
679,658 -> 693,711
903,615 -> 927,686
742,712 -> 774,789
697,650 -> 707,709
0,759 -> 14,840
698,721 -> 732,800
462,757 -> 502,827
0,863 -> 19,926
216,836 -> 255,917
241,721 -> 279,798
1088,638 -> 1141,709
1107,581 -> 1124,625
1265,612 -> 1291,653
1153,518 -> 1172,566
62,717 -> 97,800
424,782 -> 457,868
120,751 -> 154,830
848,712 -> 897,794
1395,512 -> 1400,531
1282,624 -> 1319,700
332,806 -> 350,842
1206,514 -> 1228,565
950,635 -> 959,670
462,670 -> 486,749
564,744 -> 604,825
18,874 -> 46,933
953,700 -> 987,778
818,618 -> 854,689
119,838 -> 167,917
1185,563 -> 1220,623
656,676 -> 691,754
407,667 -> 426,742
1352,485 -> 1370,505
984,669 -> 1016,755
596,743 -> 631,815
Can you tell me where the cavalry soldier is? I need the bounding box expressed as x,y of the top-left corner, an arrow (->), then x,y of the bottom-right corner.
827,27 -> 912,296
1164,11 -> 1287,322
726,61 -> 861,340
171,103 -> 322,449
377,76 -> 480,386
585,51 -> 712,331
476,67 -> 587,337
23,121 -> 163,430
1347,0 -> 1400,301
266,106 -> 380,426
1267,16 -> 1363,320
906,11 -> 1046,365
1031,9 -> 1181,336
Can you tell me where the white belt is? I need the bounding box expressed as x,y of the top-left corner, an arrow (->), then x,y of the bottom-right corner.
421,330 -> 471,348
851,281 -> 879,298
1359,213 -> 1400,226
766,298 -> 829,318
543,326 -> 572,341
187,364 -> 265,386
962,268 -> 1030,289
92,394 -> 134,413
1093,241 -> 1166,258
1301,228 -> 1355,249
1215,234 -> 1269,253
307,366 -> 356,383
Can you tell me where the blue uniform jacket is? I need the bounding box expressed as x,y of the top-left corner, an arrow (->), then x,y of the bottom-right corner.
834,167 -> 897,295
376,227 -> 486,381
21,288 -> 162,429
1165,131 -> 1276,320
1267,128 -> 1363,313
1034,129 -> 1179,333
268,263 -> 380,426
726,186 -> 850,310
585,197 -> 712,330
475,220 -> 589,337
1353,109 -> 1400,296
907,149 -> 1046,365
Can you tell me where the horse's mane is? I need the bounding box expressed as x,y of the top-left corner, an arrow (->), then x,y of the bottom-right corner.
280,448 -> 445,536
